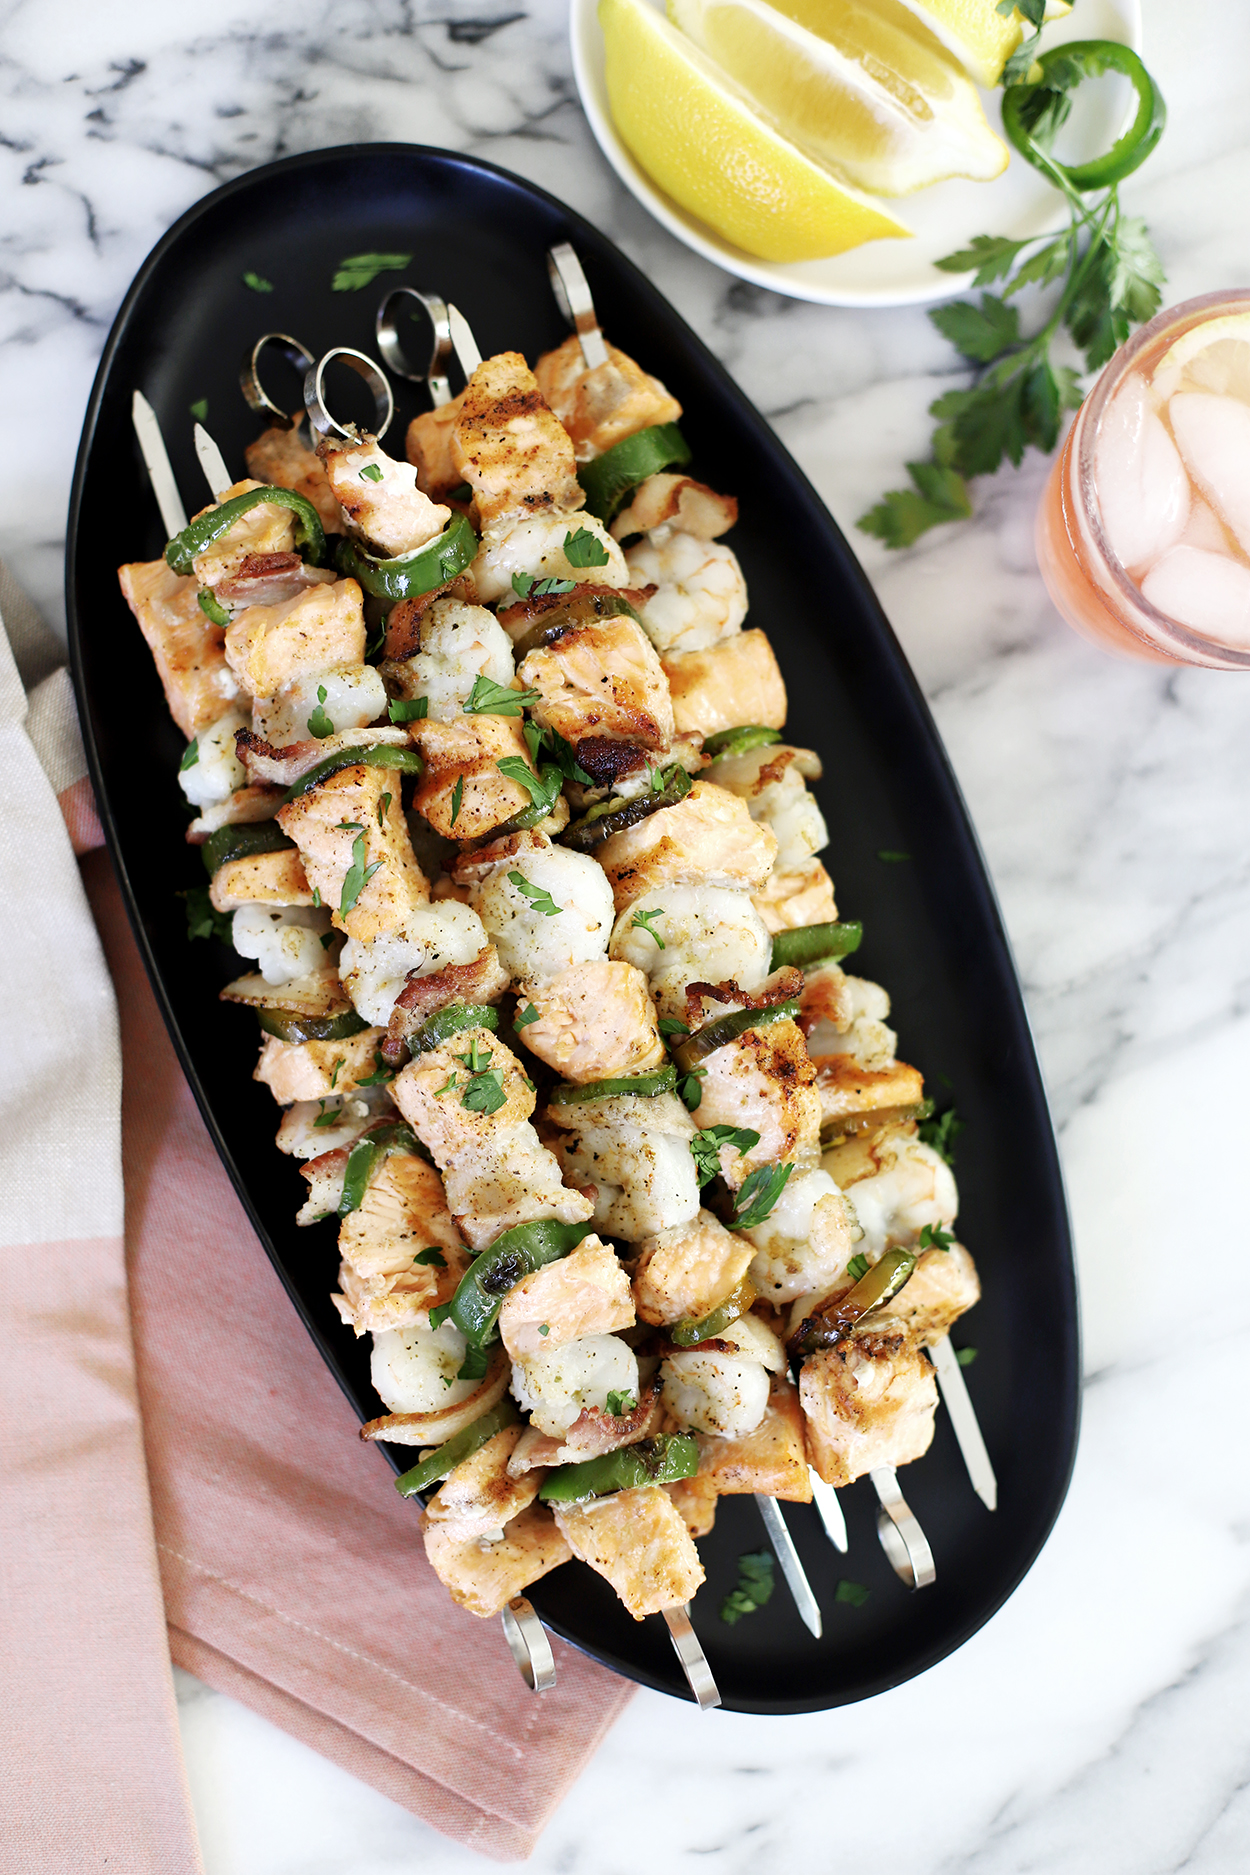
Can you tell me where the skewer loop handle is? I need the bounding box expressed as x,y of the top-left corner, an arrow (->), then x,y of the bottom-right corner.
870,1466 -> 935,1590
375,288 -> 454,405
240,332 -> 316,430
500,1596 -> 557,1693
547,243 -> 609,372
304,347 -> 394,443
662,1603 -> 721,1710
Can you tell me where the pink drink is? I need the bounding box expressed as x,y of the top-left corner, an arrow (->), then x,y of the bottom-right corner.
1036,291 -> 1250,669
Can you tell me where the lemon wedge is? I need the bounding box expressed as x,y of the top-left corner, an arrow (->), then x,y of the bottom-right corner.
892,0 -> 1071,89
1151,314 -> 1250,407
669,0 -> 1007,196
600,0 -> 911,262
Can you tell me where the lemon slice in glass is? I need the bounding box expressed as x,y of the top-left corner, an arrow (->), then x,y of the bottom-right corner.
892,0 -> 1071,90
669,0 -> 1008,196
600,0 -> 912,262
1151,314 -> 1250,406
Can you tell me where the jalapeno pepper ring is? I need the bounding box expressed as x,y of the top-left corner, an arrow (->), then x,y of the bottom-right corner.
338,1121 -> 422,1218
394,1397 -> 522,1498
769,921 -> 863,971
165,484 -> 327,576
430,1218 -> 595,1348
672,998 -> 800,1074
538,1433 -> 700,1503
578,423 -> 692,522
335,512 -> 478,604
1001,42 -> 1166,193
280,742 -> 424,805
548,1065 -> 678,1104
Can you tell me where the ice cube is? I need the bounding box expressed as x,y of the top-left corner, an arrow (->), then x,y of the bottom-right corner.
1177,496 -> 1232,555
1167,391 -> 1250,558
1140,543 -> 1250,649
1094,372 -> 1190,573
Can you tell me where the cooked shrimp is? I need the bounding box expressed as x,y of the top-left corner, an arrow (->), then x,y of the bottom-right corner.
224,579 -> 366,700
245,423 -> 343,531
548,1090 -> 700,1240
805,972 -> 898,1067
498,1234 -> 634,1360
231,903 -> 332,985
318,436 -> 451,557
465,837 -> 615,986
534,334 -> 682,460
624,532 -> 747,654
609,882 -> 773,1022
117,559 -> 242,737
662,1314 -> 785,1439
370,1318 -> 484,1415
518,615 -> 674,751
595,782 -> 778,913
800,1327 -> 938,1488
339,903 -> 490,1027
179,708 -> 248,808
662,630 -> 787,739
381,596 -> 515,722
822,1122 -> 958,1258
552,1486 -> 704,1620
470,512 -> 629,607
254,663 -> 388,745
705,744 -> 829,871
510,1332 -> 639,1438
743,1167 -> 857,1303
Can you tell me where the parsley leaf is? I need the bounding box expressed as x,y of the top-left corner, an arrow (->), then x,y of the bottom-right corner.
562,526 -> 610,568
178,885 -> 233,944
525,722 -> 593,785
918,1106 -> 964,1165
462,1068 -> 506,1115
677,1064 -> 707,1111
845,1252 -> 870,1283
514,1002 -> 540,1029
357,1052 -> 397,1088
457,1344 -> 491,1382
377,791 -> 392,827
630,907 -> 666,949
934,233 -> 1030,286
878,849 -> 911,862
189,398 -> 209,424
312,1098 -> 343,1129
496,757 -> 562,815
340,832 -> 383,916
930,292 -> 1020,363
721,1550 -> 775,1625
454,1036 -> 493,1075
329,1056 -> 345,1089
732,1163 -> 794,1230
605,1390 -> 638,1417
511,570 -> 576,599
539,1322 -> 550,1336
918,1223 -> 955,1251
389,696 -> 428,723
658,1017 -> 690,1039
463,675 -> 541,716
433,1073 -> 458,1097
449,774 -> 464,828
690,1125 -> 760,1188
306,684 -> 334,738
179,737 -> 199,772
359,462 -> 384,483
956,1346 -> 978,1367
243,271 -> 273,293
835,1580 -> 870,1608
331,251 -> 411,293
413,1247 -> 447,1268
508,869 -> 561,917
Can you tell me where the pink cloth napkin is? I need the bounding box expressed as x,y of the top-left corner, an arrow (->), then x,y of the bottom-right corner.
1,571 -> 633,1868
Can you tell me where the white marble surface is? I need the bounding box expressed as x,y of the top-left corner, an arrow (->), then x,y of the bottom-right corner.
6,0 -> 1250,1867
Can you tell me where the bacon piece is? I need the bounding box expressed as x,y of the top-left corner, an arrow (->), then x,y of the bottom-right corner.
381,948 -> 511,1064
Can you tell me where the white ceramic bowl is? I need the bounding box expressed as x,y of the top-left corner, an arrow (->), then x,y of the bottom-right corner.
571,0 -> 1143,306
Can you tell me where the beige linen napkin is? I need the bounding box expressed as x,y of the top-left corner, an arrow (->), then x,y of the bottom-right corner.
1,571 -> 633,1866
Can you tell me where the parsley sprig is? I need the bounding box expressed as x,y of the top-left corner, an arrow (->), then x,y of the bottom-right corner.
508,870 -> 562,918
690,1125 -> 760,1188
721,1550 -> 775,1626
860,36 -> 1167,548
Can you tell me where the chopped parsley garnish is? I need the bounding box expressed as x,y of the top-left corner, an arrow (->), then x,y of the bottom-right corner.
462,1068 -> 506,1115
243,271 -> 273,293
538,1322 -> 550,1336
357,1052 -> 396,1087
562,526 -> 610,568
496,757 -> 562,816
918,1223 -> 955,1251
377,791 -> 392,827
311,886 -> 321,908
340,833 -> 383,916
846,1252 -> 870,1284
457,1344 -> 491,1382
514,1002 -> 540,1029
189,398 -> 208,424
720,1550 -> 775,1626
306,684 -> 334,738
319,932 -> 335,950
433,1073 -> 459,1097
605,1390 -> 638,1418
956,1346 -> 978,1367
690,1125 -> 760,1189
509,869 -> 561,917
918,1106 -> 964,1165
732,1163 -> 794,1230
448,481 -> 473,502
677,1064 -> 707,1111
658,1017 -> 689,1039
524,721 -> 592,785
177,885 -> 232,944
359,462 -> 384,483
453,1037 -> 493,1075
331,251 -> 412,293
630,907 -> 666,948
329,1057 -> 345,1088
511,570 -> 576,600
413,1247 -> 447,1268
179,738 -> 199,772
835,1580 -> 870,1608
389,696 -> 428,722
312,1099 -> 342,1129
449,774 -> 464,827
878,850 -> 911,863
463,675 -> 541,716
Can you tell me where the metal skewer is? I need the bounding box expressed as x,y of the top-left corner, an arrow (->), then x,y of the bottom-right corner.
240,332 -> 316,430
928,1334 -> 997,1511
807,1466 -> 849,1553
447,305 -> 482,379
131,390 -> 187,537
662,1604 -> 721,1709
500,1595 -> 557,1692
194,423 -> 233,503
754,1494 -> 821,1637
547,242 -> 609,371
304,346 -> 395,443
870,1466 -> 935,1589
376,288 -> 455,406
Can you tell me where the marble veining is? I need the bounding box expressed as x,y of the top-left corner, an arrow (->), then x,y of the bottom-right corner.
5,0 -> 1250,1867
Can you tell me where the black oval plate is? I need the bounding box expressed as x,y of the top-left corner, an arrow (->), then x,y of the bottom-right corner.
67,143 -> 1078,1715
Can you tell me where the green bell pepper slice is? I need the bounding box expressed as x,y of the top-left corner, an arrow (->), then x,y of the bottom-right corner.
769,921 -> 862,971
201,818 -> 295,877
338,1121 -> 421,1218
538,1433 -> 700,1502
1001,42 -> 1166,193
672,998 -> 800,1074
562,763 -> 693,852
701,725 -> 782,760
165,485 -> 327,576
394,1398 -> 522,1498
430,1218 -> 594,1348
280,742 -> 424,804
577,423 -> 692,522
335,512 -> 478,603
256,1007 -> 369,1046
547,1064 -> 678,1105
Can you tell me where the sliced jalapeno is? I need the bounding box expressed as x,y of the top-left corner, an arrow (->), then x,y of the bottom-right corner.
430,1218 -> 594,1348
669,1278 -> 756,1349
769,921 -> 863,971
338,1121 -> 421,1217
408,1002 -> 500,1058
506,587 -> 643,660
394,1398 -> 522,1498
201,818 -> 295,877
577,423 -> 692,522
537,1433 -> 699,1502
787,1247 -> 917,1359
1002,42 -> 1166,193
701,724 -> 782,760
280,742 -> 424,804
548,1065 -> 678,1105
165,485 -> 326,576
256,1007 -> 370,1046
335,512 -> 477,603
562,762 -> 693,852
672,998 -> 800,1074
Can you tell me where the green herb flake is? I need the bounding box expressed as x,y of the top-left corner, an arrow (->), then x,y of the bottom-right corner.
433,1074 -> 459,1097
510,569 -> 576,600
658,1017 -> 689,1039
312,1100 -> 342,1129
414,1247 -> 447,1268
378,791 -> 392,827
720,1550 -> 775,1626
331,251 -> 412,293
562,526 -> 610,569
453,1036 -> 494,1075
463,675 -> 541,717
389,696 -> 428,723
457,1344 -> 491,1382
956,1346 -> 979,1367
732,1163 -> 794,1230
539,1322 -> 550,1336
189,398 -> 209,424
461,1068 -> 506,1116
514,1003 -> 541,1029
307,684 -> 335,739
878,850 -> 911,863
311,886 -> 322,908
918,1106 -> 964,1166
243,271 -> 274,293
340,832 -> 384,916
630,907 -> 666,949
449,774 -> 464,828
690,1125 -> 760,1189
177,885 -> 233,944
359,462 -> 384,483
835,1580 -> 870,1608
509,869 -> 562,918
179,738 -> 200,772
677,1065 -> 707,1111
496,757 -> 561,815
605,1390 -> 638,1418
918,1223 -> 955,1251
357,1052 -> 397,1087
329,1056 -> 345,1089
846,1252 -> 870,1283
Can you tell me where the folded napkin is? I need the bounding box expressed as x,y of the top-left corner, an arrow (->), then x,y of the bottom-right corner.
0,570 -> 633,1867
